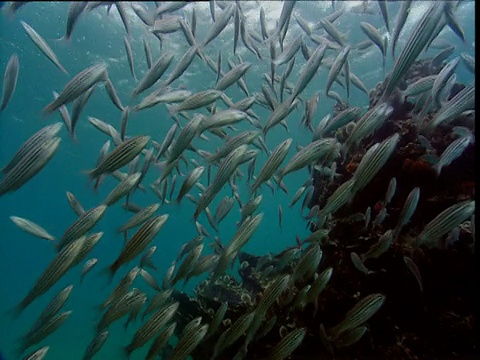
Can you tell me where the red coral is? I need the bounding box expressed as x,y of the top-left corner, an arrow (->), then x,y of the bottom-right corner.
346,161 -> 358,174
402,158 -> 432,173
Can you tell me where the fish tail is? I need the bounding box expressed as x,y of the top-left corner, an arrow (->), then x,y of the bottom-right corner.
7,298 -> 28,320
52,35 -> 71,46
123,345 -> 133,360
99,264 -> 116,286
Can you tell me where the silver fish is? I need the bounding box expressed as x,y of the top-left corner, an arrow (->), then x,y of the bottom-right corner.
123,36 -> 137,81
10,216 -> 56,241
21,21 -> 68,74
42,63 -> 107,115
1,53 -> 19,111
132,52 -> 174,97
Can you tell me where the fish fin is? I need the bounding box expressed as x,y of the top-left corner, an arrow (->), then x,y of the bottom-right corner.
52,35 -> 71,46
431,163 -> 442,177
99,264 -> 116,286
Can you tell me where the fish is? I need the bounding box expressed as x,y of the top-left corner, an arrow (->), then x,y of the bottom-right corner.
56,204 -> 108,251
59,2 -> 88,42
264,327 -> 306,360
86,135 -> 150,180
169,323 -> 208,360
42,63 -> 108,115
215,62 -> 252,92
328,293 -> 386,340
1,53 -> 19,111
176,166 -> 205,204
107,215 -> 169,280
415,200 -> 475,248
82,330 -> 108,360
325,45 -> 351,95
0,137 -> 62,197
22,346 -> 50,360
431,134 -> 473,176
19,311 -> 72,355
201,3 -> 235,49
279,138 -> 340,183
162,45 -> 198,89
80,258 -> 98,283
391,0 -> 412,58
132,52 -> 174,97
380,3 -> 445,102
145,323 -> 176,360
13,238 -> 83,315
21,21 -> 68,75
194,145 -> 249,219
251,138 -> 292,194
125,301 -> 179,357
359,22 -> 386,70
377,0 -> 390,34
70,85 -> 96,140
9,216 -> 56,241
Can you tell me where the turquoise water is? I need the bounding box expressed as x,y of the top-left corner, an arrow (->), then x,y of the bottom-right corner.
0,2 -> 475,359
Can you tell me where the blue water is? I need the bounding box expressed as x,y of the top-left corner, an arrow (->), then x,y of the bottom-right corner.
0,1 -> 475,359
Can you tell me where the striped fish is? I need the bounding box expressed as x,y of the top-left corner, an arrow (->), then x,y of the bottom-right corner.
329,293 -> 385,339
123,36 -> 137,81
82,330 -> 108,360
432,134 -> 473,176
169,323 -> 208,360
97,288 -> 145,330
118,203 -> 160,233
87,135 -> 150,180
350,133 -> 400,195
288,43 -> 327,102
265,327 -> 306,360
125,302 -> 179,357
56,204 -> 107,251
342,103 -> 393,156
42,63 -> 108,115
145,323 -> 176,360
431,57 -> 460,108
205,301 -> 228,340
194,145 -> 249,219
319,179 -> 355,217
100,267 -> 140,311
0,137 -> 61,197
108,215 -> 169,279
132,52 -> 174,97
103,172 -> 141,206
216,62 -> 251,91
415,200 -> 475,248
427,82 -> 475,130
380,3 -> 445,102
279,138 -> 340,183
214,312 -> 254,357
19,310 -> 72,354
251,138 -> 292,194
1,122 -> 63,175
14,237 -> 83,315
28,285 -> 73,336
